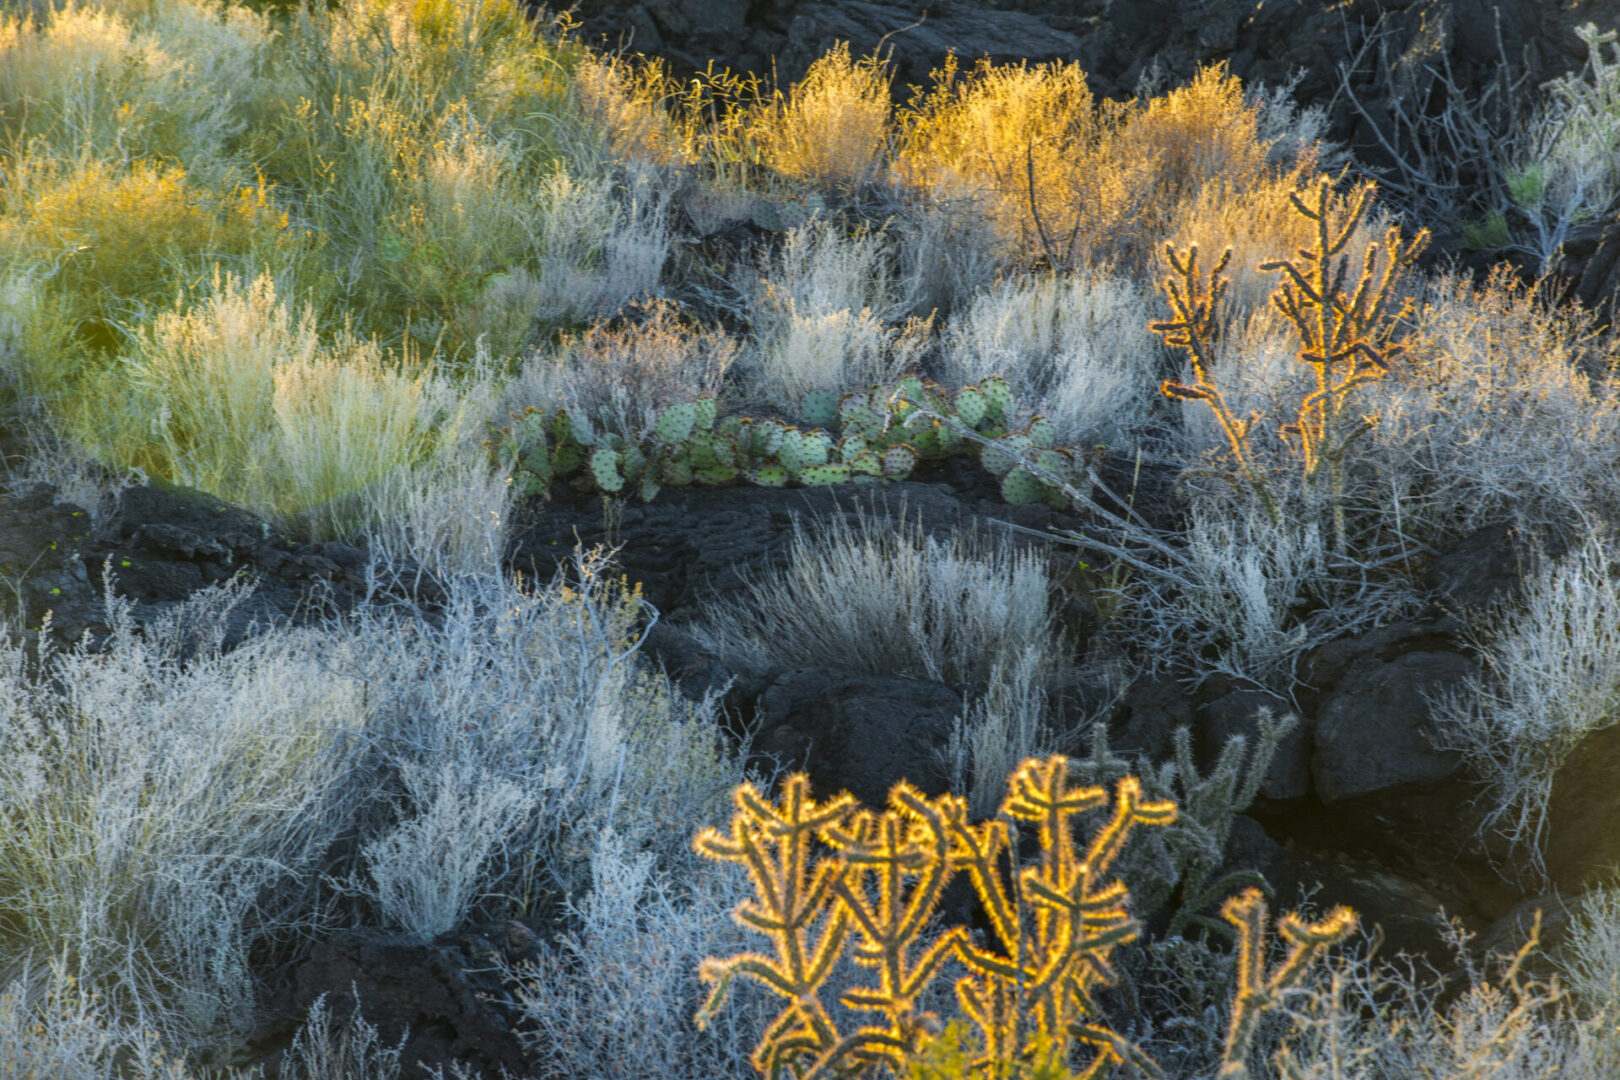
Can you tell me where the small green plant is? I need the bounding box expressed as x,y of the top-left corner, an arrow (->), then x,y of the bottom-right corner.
694,755 -> 1357,1079
496,373 -> 1072,507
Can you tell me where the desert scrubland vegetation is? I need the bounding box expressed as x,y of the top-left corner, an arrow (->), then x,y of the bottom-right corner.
1,0 -> 1620,1075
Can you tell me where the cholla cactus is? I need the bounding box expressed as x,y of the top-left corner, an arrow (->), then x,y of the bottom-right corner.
694,755 -> 1354,1079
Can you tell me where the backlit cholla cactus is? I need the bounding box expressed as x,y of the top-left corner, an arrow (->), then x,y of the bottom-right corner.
694,755 -> 1358,1079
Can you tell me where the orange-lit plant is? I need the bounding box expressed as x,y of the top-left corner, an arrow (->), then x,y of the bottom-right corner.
694,756 -> 1357,1078
1153,179 -> 1430,551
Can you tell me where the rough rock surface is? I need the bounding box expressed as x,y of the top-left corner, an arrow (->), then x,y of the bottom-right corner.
1312,648 -> 1472,803
1545,720 -> 1620,891
507,476 -> 1077,617
1197,685 -> 1308,800
254,923 -> 540,1078
754,668 -> 963,806
0,482 -> 381,650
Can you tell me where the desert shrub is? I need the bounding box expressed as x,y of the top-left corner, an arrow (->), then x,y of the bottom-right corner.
939,268 -> 1158,447
1165,168 -> 1387,317
506,298 -> 738,442
75,271 -> 443,538
504,831 -> 770,1080
0,0 -> 274,176
895,61 -> 1288,273
0,581 -> 372,1049
744,217 -> 925,415
1505,23 -> 1620,267
233,0 -> 635,356
1432,531 -> 1620,868
0,155 -> 292,370
1108,494 -> 1417,690
1363,267 -> 1620,542
527,166 -> 673,327
326,552 -> 746,900
894,56 -> 1118,267
749,42 -> 891,189
0,958 -> 194,1079
1559,886 -> 1620,1013
1263,922 -> 1620,1078
691,513 -> 1068,697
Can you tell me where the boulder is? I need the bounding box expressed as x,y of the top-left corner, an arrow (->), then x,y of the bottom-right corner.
1108,671 -> 1193,765
256,923 -> 537,1078
1312,649 -> 1472,803
1544,720 -> 1620,891
753,667 -> 963,806
1198,687 -> 1310,800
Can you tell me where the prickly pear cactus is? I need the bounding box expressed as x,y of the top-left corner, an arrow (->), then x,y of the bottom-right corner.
495,371 -> 1077,509
801,389 -> 839,428
881,445 -> 917,480
590,447 -> 625,492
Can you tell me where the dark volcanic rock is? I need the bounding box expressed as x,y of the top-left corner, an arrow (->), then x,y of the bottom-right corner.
0,482 -> 386,649
1108,671 -> 1193,765
1198,686 -> 1309,800
1545,720 -> 1620,891
1312,649 -> 1472,803
508,479 -> 1075,620
257,925 -> 537,1078
776,2 -> 1084,90
754,667 -> 963,806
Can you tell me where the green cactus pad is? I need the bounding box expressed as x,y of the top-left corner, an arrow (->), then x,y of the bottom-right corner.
881,445 -> 917,480
752,419 -> 786,456
590,447 -> 625,492
980,374 -> 1013,422
1000,468 -> 1046,505
695,465 -> 739,485
955,386 -> 987,427
553,442 -> 586,477
779,429 -> 810,472
655,402 -> 697,444
1026,416 -> 1056,449
1034,448 -> 1070,479
798,463 -> 852,486
801,430 -> 833,467
639,474 -> 661,502
838,433 -> 869,461
693,397 -> 717,432
839,394 -> 883,438
801,389 -> 839,428
747,464 -> 789,488
662,457 -> 694,486
620,444 -> 648,480
848,450 -> 882,475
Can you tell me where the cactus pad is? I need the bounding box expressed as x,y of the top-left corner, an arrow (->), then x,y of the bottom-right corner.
655,402 -> 697,444
590,447 -> 625,492
881,445 -> 917,480
798,463 -> 852,486
1000,468 -> 1046,505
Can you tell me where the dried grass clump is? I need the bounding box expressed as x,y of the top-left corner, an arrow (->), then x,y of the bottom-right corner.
1365,268 -> 1620,541
895,60 -> 1288,272
0,156 -> 291,368
940,268 -> 1158,447
691,514 -> 1067,697
750,42 -> 892,190
507,298 -> 738,442
76,271 -> 443,538
1433,531 -> 1620,868
0,581 -> 370,1048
